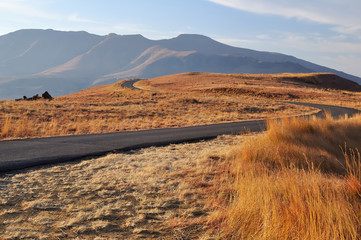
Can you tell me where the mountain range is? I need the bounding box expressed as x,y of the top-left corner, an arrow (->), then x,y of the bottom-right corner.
0,29 -> 360,99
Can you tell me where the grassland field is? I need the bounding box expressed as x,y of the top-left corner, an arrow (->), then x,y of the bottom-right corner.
1,72 -> 361,239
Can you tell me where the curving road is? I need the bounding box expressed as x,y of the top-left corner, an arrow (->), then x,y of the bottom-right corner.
121,79 -> 144,90
0,80 -> 359,172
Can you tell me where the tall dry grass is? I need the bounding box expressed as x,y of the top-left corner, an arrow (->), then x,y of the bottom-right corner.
211,114 -> 361,239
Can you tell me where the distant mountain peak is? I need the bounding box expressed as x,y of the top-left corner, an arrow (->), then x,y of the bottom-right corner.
175,33 -> 211,39
106,33 -> 147,39
170,34 -> 216,44
0,29 -> 360,100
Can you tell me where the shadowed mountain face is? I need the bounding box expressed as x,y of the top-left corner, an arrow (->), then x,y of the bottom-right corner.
0,29 -> 360,99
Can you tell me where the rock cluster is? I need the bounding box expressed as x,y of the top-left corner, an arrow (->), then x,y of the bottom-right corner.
16,91 -> 53,101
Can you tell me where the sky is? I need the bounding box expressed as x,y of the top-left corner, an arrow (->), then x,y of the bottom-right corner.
0,0 -> 360,77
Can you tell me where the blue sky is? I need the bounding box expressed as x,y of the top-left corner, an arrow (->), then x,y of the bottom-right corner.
0,0 -> 360,77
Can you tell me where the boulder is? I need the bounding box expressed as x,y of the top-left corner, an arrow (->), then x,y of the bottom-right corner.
42,91 -> 53,100
14,92 -> 53,101
29,94 -> 41,101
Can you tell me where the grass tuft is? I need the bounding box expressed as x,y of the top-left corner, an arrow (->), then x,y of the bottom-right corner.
210,114 -> 361,239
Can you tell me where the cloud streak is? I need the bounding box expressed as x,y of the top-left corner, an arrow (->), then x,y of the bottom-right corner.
208,0 -> 361,36
67,13 -> 97,24
0,0 -> 64,20
0,0 -> 99,25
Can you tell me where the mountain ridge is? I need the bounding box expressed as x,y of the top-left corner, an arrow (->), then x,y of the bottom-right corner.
0,29 -> 360,99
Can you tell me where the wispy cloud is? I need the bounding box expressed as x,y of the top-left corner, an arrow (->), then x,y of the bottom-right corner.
279,32 -> 361,54
0,0 -> 62,20
208,0 -> 361,36
0,0 -> 100,26
67,13 -> 97,24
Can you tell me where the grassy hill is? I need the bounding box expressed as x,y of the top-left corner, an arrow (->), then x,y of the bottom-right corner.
1,72 -> 361,238
136,72 -> 361,93
5,72 -> 350,140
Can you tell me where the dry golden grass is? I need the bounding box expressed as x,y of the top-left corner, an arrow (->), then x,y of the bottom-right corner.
209,114 -> 361,239
2,72 -> 361,239
136,72 -> 361,109
0,135 -> 242,239
136,72 -> 360,92
0,79 -> 313,140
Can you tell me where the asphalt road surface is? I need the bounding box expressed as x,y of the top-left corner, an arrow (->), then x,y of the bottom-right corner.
120,79 -> 144,90
0,81 -> 359,172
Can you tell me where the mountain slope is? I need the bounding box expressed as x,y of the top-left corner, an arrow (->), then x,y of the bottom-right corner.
0,29 -> 103,77
40,33 -> 155,78
159,34 -> 361,83
0,29 -> 360,99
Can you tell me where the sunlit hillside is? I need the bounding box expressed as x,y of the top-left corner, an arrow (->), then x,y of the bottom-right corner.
136,72 -> 361,106
2,72 -> 361,238
2,72 -> 345,140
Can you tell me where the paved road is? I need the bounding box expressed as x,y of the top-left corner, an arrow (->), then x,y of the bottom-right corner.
121,79 -> 144,90
0,81 -> 358,172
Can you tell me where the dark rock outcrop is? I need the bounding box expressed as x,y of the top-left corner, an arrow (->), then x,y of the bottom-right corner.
15,91 -> 53,101
42,91 -> 53,100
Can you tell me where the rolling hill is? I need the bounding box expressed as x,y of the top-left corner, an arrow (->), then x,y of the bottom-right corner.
0,29 -> 360,99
